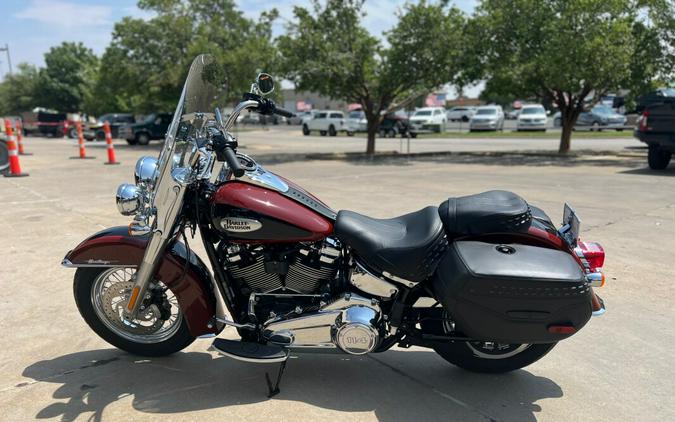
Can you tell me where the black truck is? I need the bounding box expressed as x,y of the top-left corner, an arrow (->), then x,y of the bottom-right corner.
118,113 -> 172,145
634,98 -> 675,170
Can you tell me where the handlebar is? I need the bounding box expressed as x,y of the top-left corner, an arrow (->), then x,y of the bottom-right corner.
222,146 -> 245,177
273,107 -> 294,118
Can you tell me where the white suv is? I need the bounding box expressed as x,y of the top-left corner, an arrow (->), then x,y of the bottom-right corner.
302,110 -> 347,136
409,107 -> 447,133
446,106 -> 476,122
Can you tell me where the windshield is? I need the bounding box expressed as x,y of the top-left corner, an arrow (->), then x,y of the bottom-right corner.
476,108 -> 497,115
414,110 -> 432,116
592,106 -> 614,115
521,107 -> 545,115
349,111 -> 364,119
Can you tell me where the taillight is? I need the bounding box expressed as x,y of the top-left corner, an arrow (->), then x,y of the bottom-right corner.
638,111 -> 649,131
576,241 -> 605,271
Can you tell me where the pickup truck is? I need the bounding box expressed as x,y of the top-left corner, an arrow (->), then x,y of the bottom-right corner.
302,110 -> 347,136
634,98 -> 675,170
119,113 -> 173,145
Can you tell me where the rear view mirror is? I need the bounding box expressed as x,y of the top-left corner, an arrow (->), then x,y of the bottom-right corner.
256,73 -> 274,96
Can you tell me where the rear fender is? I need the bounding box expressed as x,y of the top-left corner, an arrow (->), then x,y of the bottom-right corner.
63,226 -> 217,337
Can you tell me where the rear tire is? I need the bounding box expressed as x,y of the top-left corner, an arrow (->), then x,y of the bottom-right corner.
648,145 -> 671,170
433,341 -> 556,373
73,267 -> 194,357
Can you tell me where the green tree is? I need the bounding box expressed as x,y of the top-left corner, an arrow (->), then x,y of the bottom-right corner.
39,42 -> 99,112
0,63 -> 41,114
92,0 -> 278,115
278,0 -> 465,154
467,0 -> 672,153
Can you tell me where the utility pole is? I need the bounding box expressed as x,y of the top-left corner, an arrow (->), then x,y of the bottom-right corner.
0,44 -> 12,76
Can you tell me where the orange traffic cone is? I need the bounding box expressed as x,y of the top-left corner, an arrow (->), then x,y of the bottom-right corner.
70,121 -> 95,159
15,120 -> 31,156
103,121 -> 120,165
3,118 -> 29,177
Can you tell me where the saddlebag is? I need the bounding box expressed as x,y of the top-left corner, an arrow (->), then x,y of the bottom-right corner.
431,241 -> 592,343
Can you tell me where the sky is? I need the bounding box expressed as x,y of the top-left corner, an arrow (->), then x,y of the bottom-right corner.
0,0 -> 481,97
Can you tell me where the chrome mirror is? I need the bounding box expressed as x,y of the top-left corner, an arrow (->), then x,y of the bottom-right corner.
256,73 -> 274,96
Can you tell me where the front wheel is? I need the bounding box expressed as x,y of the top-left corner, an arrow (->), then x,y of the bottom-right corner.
302,125 -> 310,135
73,267 -> 194,357
433,341 -> 556,373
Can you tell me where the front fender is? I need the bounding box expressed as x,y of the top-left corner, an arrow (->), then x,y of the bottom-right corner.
63,226 -> 217,337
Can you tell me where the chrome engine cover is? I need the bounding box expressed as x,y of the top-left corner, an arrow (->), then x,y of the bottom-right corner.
333,306 -> 379,354
262,294 -> 381,354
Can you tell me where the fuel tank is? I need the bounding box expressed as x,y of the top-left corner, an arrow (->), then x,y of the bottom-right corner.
210,181 -> 334,242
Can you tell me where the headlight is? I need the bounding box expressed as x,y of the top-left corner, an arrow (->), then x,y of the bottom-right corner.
134,156 -> 158,186
116,183 -> 141,215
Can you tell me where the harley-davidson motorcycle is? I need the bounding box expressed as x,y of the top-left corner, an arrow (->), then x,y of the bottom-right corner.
63,55 -> 606,395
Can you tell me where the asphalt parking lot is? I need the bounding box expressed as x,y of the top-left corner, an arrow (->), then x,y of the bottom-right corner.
1,132 -> 674,421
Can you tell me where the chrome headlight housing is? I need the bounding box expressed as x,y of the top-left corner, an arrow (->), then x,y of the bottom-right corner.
116,183 -> 141,215
134,156 -> 158,186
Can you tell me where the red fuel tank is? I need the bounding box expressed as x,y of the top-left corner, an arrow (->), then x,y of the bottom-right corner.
210,181 -> 334,242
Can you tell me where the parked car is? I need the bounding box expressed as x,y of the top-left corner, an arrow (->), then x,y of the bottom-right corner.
446,106 -> 475,122
634,98 -> 675,170
636,88 -> 675,113
346,110 -> 367,136
469,105 -> 505,131
409,107 -> 447,133
90,113 -> 135,140
119,113 -> 172,145
20,109 -> 66,137
516,104 -> 547,131
378,112 -> 411,138
286,111 -> 313,125
577,105 -> 627,131
302,110 -> 347,136
506,109 -> 520,120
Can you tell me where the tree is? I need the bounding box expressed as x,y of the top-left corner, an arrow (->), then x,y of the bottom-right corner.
92,0 -> 279,115
39,42 -> 99,112
278,0 -> 465,154
467,0 -> 672,153
0,63 -> 41,114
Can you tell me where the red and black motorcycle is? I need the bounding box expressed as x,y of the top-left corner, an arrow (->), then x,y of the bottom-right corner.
63,55 -> 606,395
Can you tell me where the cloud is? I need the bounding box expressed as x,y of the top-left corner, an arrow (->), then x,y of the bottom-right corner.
14,0 -> 112,28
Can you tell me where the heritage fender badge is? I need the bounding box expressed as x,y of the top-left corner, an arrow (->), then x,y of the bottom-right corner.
220,217 -> 262,232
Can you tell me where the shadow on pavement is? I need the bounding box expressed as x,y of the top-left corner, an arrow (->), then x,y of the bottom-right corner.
618,167 -> 675,177
22,348 -> 562,421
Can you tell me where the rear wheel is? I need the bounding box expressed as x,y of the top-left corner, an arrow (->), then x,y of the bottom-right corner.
421,311 -> 556,373
648,145 -> 671,170
73,267 -> 194,357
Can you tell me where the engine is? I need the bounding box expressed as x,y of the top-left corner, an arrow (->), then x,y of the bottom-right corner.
220,240 -> 341,296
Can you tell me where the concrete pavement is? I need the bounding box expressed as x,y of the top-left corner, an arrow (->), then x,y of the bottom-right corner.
0,133 -> 673,421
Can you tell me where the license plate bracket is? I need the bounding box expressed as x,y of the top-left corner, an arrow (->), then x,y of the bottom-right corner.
559,203 -> 581,247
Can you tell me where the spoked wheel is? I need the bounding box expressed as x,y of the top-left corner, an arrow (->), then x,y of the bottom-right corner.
421,309 -> 556,373
74,267 -> 194,356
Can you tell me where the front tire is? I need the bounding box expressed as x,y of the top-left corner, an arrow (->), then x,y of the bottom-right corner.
328,125 -> 337,136
302,125 -> 310,135
74,267 -> 194,357
136,132 -> 150,146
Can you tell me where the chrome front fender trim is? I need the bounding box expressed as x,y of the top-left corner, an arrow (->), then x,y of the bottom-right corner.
61,258 -> 138,268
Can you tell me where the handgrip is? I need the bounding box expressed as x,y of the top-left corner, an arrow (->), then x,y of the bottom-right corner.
223,147 -> 245,177
273,108 -> 295,118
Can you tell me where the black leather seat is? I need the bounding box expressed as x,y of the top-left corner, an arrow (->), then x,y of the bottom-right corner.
438,190 -> 532,237
334,206 -> 447,283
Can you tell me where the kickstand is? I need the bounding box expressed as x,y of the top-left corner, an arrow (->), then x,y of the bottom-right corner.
265,359 -> 288,398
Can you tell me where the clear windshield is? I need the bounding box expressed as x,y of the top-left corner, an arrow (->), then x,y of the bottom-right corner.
521,107 -> 545,115
414,110 -> 432,116
476,108 -> 496,115
155,54 -> 224,189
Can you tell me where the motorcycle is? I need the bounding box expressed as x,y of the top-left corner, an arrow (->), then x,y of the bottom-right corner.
62,55 -> 606,396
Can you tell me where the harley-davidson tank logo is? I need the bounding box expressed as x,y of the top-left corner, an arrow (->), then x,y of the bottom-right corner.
220,217 -> 262,233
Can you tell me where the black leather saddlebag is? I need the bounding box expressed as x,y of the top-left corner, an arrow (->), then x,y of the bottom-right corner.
431,241 -> 592,343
